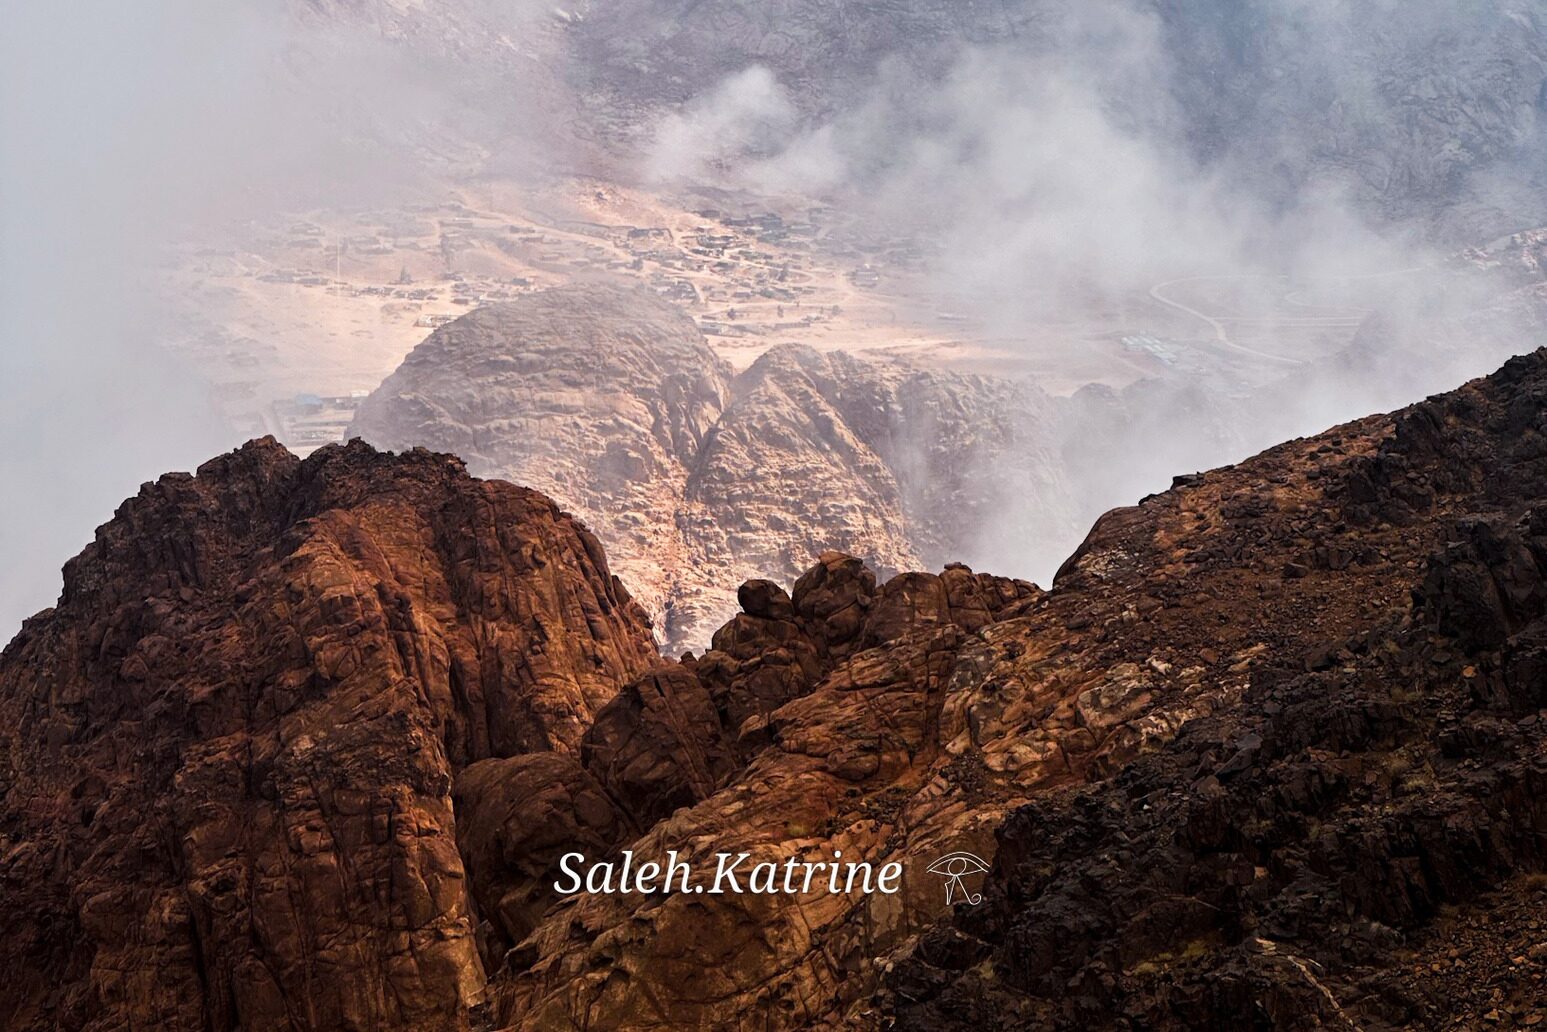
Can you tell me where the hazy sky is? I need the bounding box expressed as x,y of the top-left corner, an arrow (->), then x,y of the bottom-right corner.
639,0 -> 1545,584
0,4 -> 255,636
0,1 -> 504,637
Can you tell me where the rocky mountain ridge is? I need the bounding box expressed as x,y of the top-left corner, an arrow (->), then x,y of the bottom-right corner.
890,347 -> 1547,1028
8,349 -> 1547,1027
0,438 -> 658,1029
350,285 -> 1074,652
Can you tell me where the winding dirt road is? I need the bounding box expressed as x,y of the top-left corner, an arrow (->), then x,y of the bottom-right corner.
1147,276 -> 1308,366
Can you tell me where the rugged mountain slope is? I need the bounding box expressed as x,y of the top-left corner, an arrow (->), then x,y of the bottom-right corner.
0,432 -> 1042,1032
476,348 -> 1547,1030
10,350 -> 1547,1030
680,346 -> 922,624
570,0 -> 1547,233
492,556 -> 1041,1029
350,286 -> 1074,652
0,438 -> 657,1031
886,349 -> 1547,1028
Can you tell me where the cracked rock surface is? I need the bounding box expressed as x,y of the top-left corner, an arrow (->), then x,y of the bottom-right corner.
0,437 -> 657,1031
12,350 -> 1547,1029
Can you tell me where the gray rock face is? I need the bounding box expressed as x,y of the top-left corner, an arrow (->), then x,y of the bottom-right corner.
570,0 -> 1547,234
350,286 -> 1076,652
302,0 -> 1547,236
1157,0 -> 1547,233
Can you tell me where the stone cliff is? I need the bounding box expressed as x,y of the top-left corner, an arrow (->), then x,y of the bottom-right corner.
0,438 -> 657,1030
10,349 -> 1547,1028
890,348 -> 1547,1028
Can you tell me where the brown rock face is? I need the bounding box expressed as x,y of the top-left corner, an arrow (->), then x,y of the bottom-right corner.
16,349 -> 1547,1032
350,286 -> 1073,652
451,555 -> 1042,987
0,437 -> 656,1031
454,753 -> 631,959
579,664 -> 738,828
887,350 -> 1547,1029
490,555 -> 1039,1029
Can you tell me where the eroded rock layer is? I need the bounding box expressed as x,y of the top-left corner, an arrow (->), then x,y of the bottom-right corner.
350,285 -> 1072,651
0,438 -> 657,1031
12,349 -> 1547,1030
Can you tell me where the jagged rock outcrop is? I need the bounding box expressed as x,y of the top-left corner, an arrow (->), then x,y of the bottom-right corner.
579,663 -> 738,829
887,349 -> 1547,1029
0,437 -> 657,1031
351,286 -> 1074,652
15,349 -> 1547,1031
490,554 -> 1041,1029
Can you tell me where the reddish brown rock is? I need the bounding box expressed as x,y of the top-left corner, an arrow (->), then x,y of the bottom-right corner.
699,576 -> 825,736
453,753 -> 630,965
791,549 -> 879,657
19,350 -> 1547,1032
490,560 -> 1038,1030
580,664 -> 739,827
0,437 -> 656,1032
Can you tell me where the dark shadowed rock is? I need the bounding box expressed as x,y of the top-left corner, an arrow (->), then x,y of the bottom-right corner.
454,753 -> 630,965
580,664 -> 739,827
